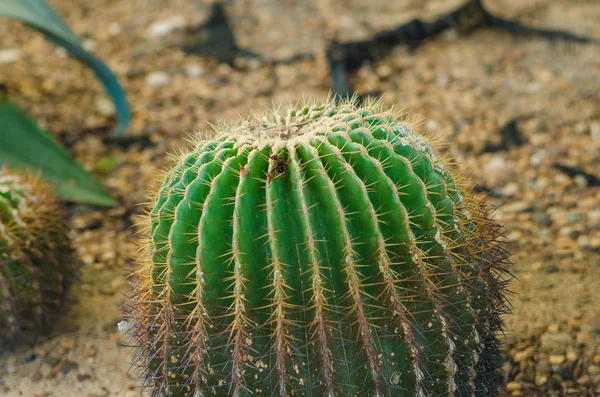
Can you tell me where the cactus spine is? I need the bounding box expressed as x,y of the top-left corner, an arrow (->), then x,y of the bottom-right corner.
0,170 -> 72,343
128,98 -> 511,396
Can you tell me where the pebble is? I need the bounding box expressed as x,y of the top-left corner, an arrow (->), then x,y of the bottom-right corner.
95,97 -> 116,116
146,71 -> 171,88
531,261 -> 543,271
540,333 -> 571,354
535,374 -> 548,386
533,212 -> 553,227
146,16 -> 185,38
588,209 -> 600,227
577,374 -> 590,385
549,355 -> 565,365
40,362 -> 53,378
503,182 -> 519,196
514,346 -> 535,363
185,64 -> 205,78
506,381 -> 521,392
589,365 -> 600,375
31,371 -> 42,383
0,48 -> 20,64
566,351 -> 579,362
536,359 -> 551,373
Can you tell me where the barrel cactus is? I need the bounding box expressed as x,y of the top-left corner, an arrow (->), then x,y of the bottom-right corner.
127,98 -> 511,396
0,170 -> 72,343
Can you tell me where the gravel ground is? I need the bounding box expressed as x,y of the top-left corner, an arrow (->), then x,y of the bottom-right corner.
0,1 -> 599,396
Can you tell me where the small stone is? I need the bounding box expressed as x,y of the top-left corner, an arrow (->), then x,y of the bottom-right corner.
40,362 -> 53,378
146,16 -> 185,38
146,71 -> 171,88
506,381 -> 521,392
533,212 -> 552,227
0,49 -> 21,64
588,365 -> 600,375
577,374 -> 590,385
535,374 -> 548,386
82,39 -> 96,52
566,351 -> 579,362
95,97 -> 115,116
536,359 -> 551,372
588,209 -> 600,227
531,261 -> 543,271
376,64 -> 392,79
540,333 -> 571,353
503,182 -> 519,196
549,355 -> 565,365
185,64 -> 204,78
556,364 -> 574,380
574,174 -> 588,187
31,371 -> 43,383
567,212 -> 582,223
108,22 -> 121,35
514,346 -> 535,363
547,324 -> 560,334
576,331 -> 594,345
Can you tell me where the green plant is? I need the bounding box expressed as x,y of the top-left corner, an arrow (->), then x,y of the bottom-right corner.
0,0 -> 130,206
0,169 -> 73,342
126,98 -> 510,396
0,101 -> 117,206
0,0 -> 130,136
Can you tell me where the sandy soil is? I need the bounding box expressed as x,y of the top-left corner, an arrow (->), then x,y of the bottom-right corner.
0,1 -> 599,396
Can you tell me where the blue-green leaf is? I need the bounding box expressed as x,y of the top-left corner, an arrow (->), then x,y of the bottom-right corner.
0,101 -> 117,206
0,0 -> 130,136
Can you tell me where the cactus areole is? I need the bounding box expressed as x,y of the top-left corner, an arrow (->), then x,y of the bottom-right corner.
128,99 -> 511,396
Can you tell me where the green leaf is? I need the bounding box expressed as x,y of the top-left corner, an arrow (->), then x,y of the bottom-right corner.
0,102 -> 117,206
0,0 -> 130,136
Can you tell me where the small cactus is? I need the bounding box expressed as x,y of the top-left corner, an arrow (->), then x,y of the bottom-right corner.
127,98 -> 511,396
0,170 -> 72,343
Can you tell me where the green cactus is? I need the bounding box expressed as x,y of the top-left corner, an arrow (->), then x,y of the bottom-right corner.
127,98 -> 511,396
0,170 -> 72,342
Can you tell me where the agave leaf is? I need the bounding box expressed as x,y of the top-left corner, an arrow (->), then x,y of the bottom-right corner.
0,101 -> 117,206
0,0 -> 130,136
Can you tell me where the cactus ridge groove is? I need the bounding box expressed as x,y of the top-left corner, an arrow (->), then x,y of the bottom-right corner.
126,97 -> 511,397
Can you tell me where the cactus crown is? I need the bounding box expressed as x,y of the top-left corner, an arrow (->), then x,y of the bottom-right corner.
0,170 -> 72,343
128,97 -> 511,397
